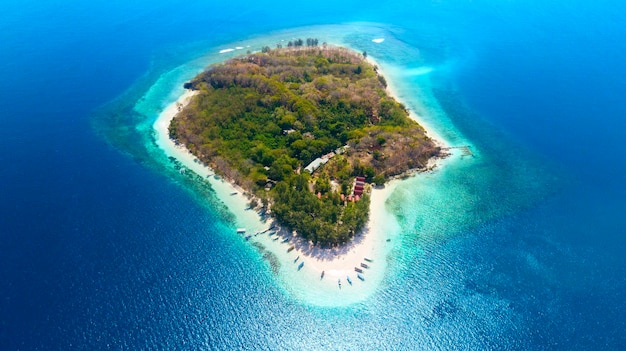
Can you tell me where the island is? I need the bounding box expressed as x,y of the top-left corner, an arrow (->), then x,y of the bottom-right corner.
168,40 -> 441,246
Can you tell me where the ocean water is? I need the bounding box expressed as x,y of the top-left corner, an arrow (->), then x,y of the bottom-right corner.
1,1 -> 625,350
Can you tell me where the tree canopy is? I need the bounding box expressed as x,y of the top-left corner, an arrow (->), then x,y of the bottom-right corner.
170,42 -> 440,245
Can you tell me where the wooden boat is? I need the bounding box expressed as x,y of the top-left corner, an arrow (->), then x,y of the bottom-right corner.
360,262 -> 369,269
357,274 -> 365,281
297,262 -> 304,270
287,245 -> 295,253
354,267 -> 363,273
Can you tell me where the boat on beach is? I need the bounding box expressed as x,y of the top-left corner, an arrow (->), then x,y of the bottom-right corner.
354,267 -> 363,273
294,256 -> 299,263
287,245 -> 295,253
360,262 -> 369,269
347,276 -> 352,285
364,257 -> 373,262
357,274 -> 365,281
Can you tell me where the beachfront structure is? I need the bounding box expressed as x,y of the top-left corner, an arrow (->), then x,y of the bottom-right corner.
304,157 -> 329,173
354,185 -> 364,196
304,146 -> 349,173
353,176 -> 366,197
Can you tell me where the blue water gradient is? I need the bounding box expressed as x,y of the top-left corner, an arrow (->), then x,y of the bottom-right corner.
1,0 -> 624,349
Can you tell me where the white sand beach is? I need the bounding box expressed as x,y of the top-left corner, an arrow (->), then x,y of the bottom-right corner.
364,55 -> 450,150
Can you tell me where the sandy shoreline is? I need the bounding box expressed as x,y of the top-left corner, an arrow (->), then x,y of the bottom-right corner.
152,52 -> 449,305
364,55 -> 450,149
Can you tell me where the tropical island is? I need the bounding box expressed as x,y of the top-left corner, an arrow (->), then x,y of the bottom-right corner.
168,40 -> 441,246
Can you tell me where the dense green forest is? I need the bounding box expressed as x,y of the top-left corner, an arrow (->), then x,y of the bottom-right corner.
170,41 -> 440,245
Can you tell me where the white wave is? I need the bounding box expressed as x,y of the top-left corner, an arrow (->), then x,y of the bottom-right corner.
219,48 -> 235,54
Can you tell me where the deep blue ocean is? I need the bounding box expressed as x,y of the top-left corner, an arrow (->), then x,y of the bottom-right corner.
1,1 -> 625,350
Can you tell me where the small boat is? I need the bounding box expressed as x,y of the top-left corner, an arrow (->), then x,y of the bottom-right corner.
354,267 -> 363,273
338,279 -> 342,289
244,235 -> 251,240
273,237 -> 279,241
281,238 -> 289,243
360,263 -> 369,269
321,271 -> 325,279
297,262 -> 304,270
287,245 -> 295,253
364,257 -> 373,262
294,256 -> 300,263
236,228 -> 246,234
230,192 -> 238,196
347,276 -> 352,285
357,274 -> 365,281
386,239 -> 391,242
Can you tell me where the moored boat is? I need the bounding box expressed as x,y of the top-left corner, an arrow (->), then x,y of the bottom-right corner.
354,267 -> 363,273
297,261 -> 304,270
357,274 -> 365,281
360,262 -> 369,269
347,276 -> 352,285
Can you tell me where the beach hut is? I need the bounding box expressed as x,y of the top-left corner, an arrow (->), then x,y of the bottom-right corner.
354,184 -> 364,196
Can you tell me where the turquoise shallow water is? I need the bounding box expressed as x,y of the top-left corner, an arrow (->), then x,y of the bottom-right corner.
1,1 -> 625,350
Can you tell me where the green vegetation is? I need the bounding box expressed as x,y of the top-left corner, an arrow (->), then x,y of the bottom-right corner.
170,42 -> 440,245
